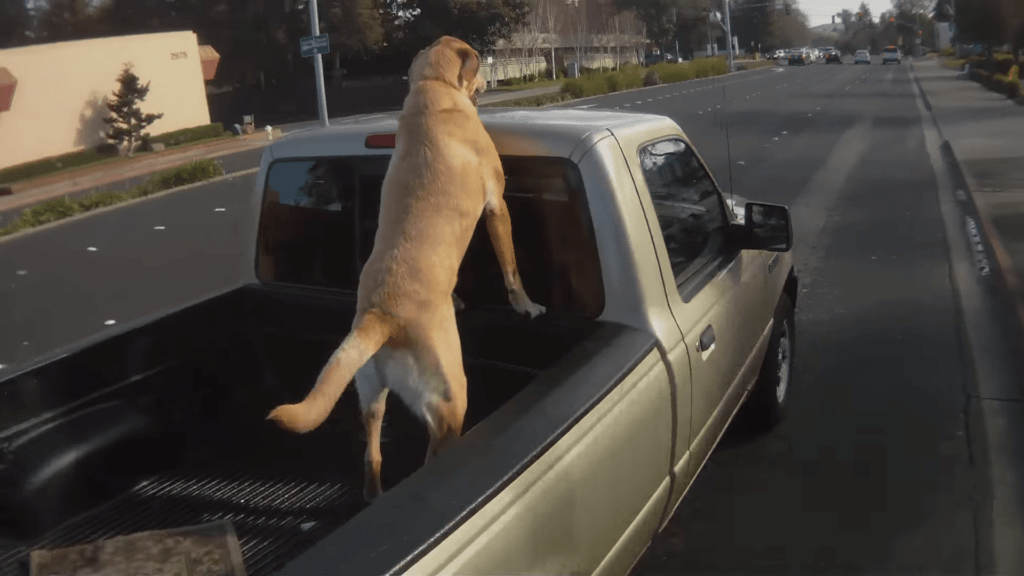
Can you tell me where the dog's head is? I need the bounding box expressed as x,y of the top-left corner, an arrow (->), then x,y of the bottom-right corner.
409,36 -> 485,106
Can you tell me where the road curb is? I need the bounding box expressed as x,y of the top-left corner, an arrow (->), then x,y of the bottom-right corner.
0,167 -> 259,246
939,140 -> 1024,353
913,61 -> 1024,355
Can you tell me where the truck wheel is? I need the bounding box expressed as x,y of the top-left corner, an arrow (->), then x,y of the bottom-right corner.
742,294 -> 794,432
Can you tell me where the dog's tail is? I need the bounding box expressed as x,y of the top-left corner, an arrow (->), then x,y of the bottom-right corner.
267,311 -> 391,433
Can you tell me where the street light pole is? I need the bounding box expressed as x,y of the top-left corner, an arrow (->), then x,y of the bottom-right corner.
308,0 -> 329,127
723,0 -> 735,72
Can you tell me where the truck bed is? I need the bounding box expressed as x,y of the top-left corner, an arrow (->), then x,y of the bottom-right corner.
0,284 -> 598,576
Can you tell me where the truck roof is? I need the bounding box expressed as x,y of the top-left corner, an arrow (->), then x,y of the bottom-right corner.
268,108 -> 677,160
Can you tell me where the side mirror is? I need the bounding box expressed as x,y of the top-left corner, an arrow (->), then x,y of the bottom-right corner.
728,201 -> 793,252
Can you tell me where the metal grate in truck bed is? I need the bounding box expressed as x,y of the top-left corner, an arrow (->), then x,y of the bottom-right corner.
0,465 -> 367,576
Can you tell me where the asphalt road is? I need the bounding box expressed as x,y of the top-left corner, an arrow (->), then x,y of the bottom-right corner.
0,56 -> 1012,574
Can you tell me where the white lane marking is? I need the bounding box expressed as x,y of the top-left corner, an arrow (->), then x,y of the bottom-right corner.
0,364 -> 6,370
575,104 -> 596,108
782,131 -> 788,134
737,161 -> 745,165
808,113 -> 812,116
214,208 -> 226,212
16,270 -> 27,275
87,247 -> 97,251
773,137 -> 778,140
104,319 -> 117,325
845,85 -> 852,90
624,103 -> 631,107
153,226 -> 165,230
647,99 -> 653,102
636,101 -> 642,104
22,342 -> 27,345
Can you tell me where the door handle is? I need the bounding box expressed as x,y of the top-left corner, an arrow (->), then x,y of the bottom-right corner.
697,325 -> 716,353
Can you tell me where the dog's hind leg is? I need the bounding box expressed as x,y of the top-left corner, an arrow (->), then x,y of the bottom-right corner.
355,361 -> 388,502
416,312 -> 469,463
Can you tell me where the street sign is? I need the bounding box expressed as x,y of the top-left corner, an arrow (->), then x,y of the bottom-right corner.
300,34 -> 330,57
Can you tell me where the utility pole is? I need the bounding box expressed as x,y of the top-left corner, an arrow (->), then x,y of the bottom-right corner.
308,0 -> 329,127
723,0 -> 735,72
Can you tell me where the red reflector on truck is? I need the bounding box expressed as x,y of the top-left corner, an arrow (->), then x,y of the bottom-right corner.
365,134 -> 396,149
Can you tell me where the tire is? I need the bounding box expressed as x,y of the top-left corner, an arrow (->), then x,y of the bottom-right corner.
740,294 -> 795,432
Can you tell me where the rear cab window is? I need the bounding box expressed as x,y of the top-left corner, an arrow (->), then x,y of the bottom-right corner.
256,153 -> 606,318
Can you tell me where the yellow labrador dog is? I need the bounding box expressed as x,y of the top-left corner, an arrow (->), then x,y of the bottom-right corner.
268,36 -> 546,502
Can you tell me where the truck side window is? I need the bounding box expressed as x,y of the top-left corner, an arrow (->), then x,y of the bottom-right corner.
638,138 -> 728,280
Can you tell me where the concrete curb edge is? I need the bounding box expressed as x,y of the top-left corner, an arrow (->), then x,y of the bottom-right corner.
0,167 -> 260,246
912,62 -> 1024,354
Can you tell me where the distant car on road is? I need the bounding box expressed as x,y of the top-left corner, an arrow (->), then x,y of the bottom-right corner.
882,46 -> 902,64
854,50 -> 871,64
788,49 -> 810,66
824,48 -> 843,64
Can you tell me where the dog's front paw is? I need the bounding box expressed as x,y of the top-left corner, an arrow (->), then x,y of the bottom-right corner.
513,299 -> 546,319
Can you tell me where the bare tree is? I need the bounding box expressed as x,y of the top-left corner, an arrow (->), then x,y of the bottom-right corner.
567,0 -> 589,74
537,0 -> 564,78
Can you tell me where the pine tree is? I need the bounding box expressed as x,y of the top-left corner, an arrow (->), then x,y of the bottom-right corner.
103,63 -> 164,157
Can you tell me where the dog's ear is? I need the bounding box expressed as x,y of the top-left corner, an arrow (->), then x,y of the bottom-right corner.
456,46 -> 480,89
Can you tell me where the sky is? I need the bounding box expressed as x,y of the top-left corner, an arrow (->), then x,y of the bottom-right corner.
798,0 -> 896,27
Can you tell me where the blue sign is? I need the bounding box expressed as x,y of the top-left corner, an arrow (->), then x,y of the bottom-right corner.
300,34 -> 330,57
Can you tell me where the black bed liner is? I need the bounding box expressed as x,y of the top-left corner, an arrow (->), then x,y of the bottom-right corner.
0,283 -> 598,576
0,350 -> 543,576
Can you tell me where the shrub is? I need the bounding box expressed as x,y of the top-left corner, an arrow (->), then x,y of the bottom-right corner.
605,73 -> 624,93
485,92 -> 574,107
940,47 -> 955,57
16,197 -> 83,228
653,62 -> 695,83
148,123 -> 227,148
643,70 -> 662,87
561,75 -> 612,98
145,159 -> 223,193
77,191 -> 132,211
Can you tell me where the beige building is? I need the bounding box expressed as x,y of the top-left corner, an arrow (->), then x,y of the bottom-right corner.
0,31 -> 218,171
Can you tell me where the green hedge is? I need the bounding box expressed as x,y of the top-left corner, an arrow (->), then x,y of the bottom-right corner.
147,123 -> 228,148
0,147 -> 119,185
0,159 -> 224,237
560,58 -> 730,101
970,63 -> 1022,99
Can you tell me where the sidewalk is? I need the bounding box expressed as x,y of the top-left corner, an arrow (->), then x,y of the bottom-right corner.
912,57 -> 1024,344
0,133 -> 274,216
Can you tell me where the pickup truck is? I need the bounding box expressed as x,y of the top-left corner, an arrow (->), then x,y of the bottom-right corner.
0,108 -> 798,576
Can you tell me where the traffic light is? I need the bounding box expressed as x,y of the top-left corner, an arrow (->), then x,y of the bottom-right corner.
857,11 -> 863,21
832,15 -> 836,24
889,17 -> 895,22
784,3 -> 791,15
